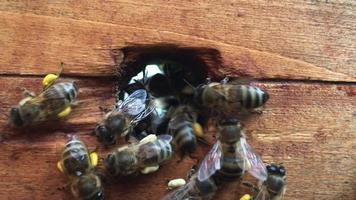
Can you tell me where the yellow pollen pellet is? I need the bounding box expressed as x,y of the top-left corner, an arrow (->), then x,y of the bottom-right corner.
193,122 -> 204,138
42,73 -> 59,89
58,107 -> 72,118
90,152 -> 98,167
240,194 -> 252,200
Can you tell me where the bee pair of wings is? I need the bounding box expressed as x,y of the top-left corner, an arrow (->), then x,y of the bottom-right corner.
198,136 -> 268,182
253,185 -> 272,200
116,89 -> 156,125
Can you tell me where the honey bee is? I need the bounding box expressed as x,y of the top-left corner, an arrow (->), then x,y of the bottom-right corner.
93,89 -> 155,145
243,164 -> 287,200
185,78 -> 269,116
10,81 -> 78,127
149,96 -> 179,135
105,134 -> 173,176
163,173 -> 218,200
198,118 -> 267,184
57,136 -> 104,200
167,105 -> 203,157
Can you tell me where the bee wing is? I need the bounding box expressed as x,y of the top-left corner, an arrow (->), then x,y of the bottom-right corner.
240,137 -> 268,181
118,89 -> 148,116
197,141 -> 222,182
157,134 -> 173,143
30,93 -> 70,118
254,185 -> 271,200
130,102 -> 156,125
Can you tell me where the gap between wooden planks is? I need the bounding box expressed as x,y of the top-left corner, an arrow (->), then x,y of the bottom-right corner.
0,76 -> 355,200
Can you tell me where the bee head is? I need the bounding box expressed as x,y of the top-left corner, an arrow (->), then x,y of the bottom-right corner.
10,103 -> 40,127
266,164 -> 286,176
146,73 -> 172,97
10,107 -> 23,127
71,174 -> 104,200
219,118 -> 240,126
93,124 -> 116,145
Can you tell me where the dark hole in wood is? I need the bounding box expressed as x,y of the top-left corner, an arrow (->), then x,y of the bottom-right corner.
110,43 -> 224,102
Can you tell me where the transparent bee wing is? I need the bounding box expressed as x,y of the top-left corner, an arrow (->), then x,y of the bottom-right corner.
118,89 -> 148,116
198,141 -> 222,182
130,102 -> 156,125
157,134 -> 173,143
240,137 -> 268,181
254,185 -> 271,200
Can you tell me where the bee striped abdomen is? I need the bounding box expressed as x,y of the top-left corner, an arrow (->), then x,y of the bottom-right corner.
62,139 -> 91,176
55,82 -> 78,103
217,143 -> 244,180
173,125 -> 197,153
155,139 -> 173,163
138,139 -> 173,165
239,85 -> 268,109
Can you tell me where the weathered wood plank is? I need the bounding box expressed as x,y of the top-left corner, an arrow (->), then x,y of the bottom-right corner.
1,0 -> 355,78
0,10 -> 355,81
0,77 -> 355,200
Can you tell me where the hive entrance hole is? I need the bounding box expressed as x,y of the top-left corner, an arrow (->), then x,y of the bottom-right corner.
112,44 -> 224,102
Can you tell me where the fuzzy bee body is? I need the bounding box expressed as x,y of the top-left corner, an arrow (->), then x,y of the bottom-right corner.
198,118 -> 267,187
163,174 -> 217,200
194,82 -> 269,114
168,105 -> 199,155
10,82 -> 78,127
217,142 -> 245,181
94,89 -> 154,145
61,138 -> 92,177
138,135 -> 173,166
58,137 -> 104,200
214,119 -> 246,182
70,173 -> 104,200
254,164 -> 287,200
105,135 -> 173,176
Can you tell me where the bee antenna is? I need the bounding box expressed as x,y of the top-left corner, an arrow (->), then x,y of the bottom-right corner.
66,134 -> 76,140
183,79 -> 195,89
58,62 -> 64,76
242,181 -> 259,193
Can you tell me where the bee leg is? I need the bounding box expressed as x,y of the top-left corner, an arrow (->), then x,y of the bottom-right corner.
242,181 -> 259,193
220,76 -> 229,84
186,166 -> 197,180
21,88 -> 36,98
99,106 -> 112,114
70,101 -> 79,107
197,137 -> 211,146
57,183 -> 70,191
250,108 -> 263,115
188,154 -> 200,165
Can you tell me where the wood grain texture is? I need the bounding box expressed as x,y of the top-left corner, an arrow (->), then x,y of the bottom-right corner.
0,1 -> 355,200
0,0 -> 355,81
0,78 -> 355,200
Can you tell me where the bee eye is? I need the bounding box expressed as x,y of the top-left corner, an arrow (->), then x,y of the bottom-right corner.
267,165 -> 278,173
93,191 -> 104,200
279,166 -> 286,175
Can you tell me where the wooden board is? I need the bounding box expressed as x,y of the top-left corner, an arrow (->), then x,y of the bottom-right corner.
0,1 -> 355,200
